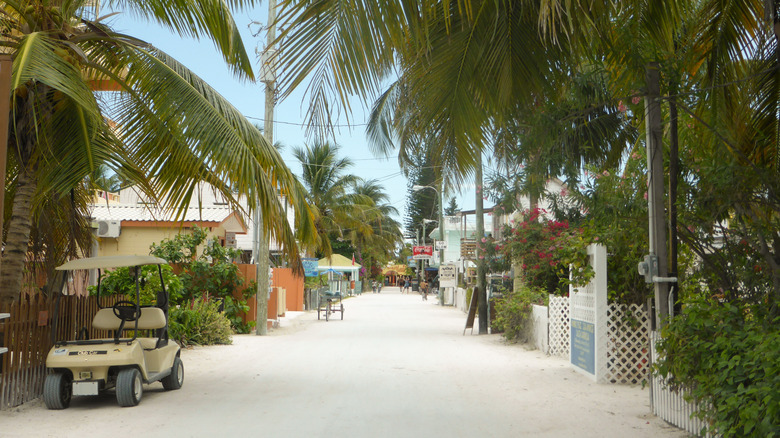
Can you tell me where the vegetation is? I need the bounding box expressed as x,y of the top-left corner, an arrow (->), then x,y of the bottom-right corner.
151,227 -> 256,334
655,301 -> 780,437
0,0 -> 316,306
169,298 -> 234,347
292,142 -> 403,280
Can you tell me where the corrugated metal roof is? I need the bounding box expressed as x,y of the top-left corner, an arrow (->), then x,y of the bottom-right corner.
90,204 -> 239,223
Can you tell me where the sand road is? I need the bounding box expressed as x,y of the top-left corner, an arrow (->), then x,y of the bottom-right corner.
2,287 -> 686,437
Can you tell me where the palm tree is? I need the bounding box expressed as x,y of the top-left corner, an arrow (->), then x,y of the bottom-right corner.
292,141 -> 371,255
348,178 -> 403,268
0,0 -> 316,304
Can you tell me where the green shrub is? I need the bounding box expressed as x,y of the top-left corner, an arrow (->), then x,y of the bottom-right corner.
88,264 -> 183,305
169,298 -> 233,347
655,300 -> 780,437
493,286 -> 547,343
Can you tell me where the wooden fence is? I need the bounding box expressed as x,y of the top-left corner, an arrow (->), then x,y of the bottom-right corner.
0,295 -> 122,409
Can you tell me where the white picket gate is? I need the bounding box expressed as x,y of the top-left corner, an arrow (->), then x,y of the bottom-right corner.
650,332 -> 712,437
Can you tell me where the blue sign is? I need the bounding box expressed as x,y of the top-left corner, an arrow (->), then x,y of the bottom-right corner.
407,255 -> 416,268
302,258 -> 319,277
571,319 -> 595,375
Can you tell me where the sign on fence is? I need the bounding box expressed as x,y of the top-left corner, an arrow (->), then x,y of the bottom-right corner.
569,244 -> 607,382
302,258 -> 319,277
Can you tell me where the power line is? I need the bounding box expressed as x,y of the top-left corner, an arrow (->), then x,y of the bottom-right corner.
246,115 -> 369,128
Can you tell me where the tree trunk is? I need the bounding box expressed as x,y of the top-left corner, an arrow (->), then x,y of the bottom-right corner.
0,169 -> 38,304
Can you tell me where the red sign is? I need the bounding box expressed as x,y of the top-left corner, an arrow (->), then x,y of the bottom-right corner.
413,246 -> 433,260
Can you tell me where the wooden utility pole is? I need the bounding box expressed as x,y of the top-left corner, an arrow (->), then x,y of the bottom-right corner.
475,154 -> 487,334
644,63 -> 670,327
255,0 -> 277,335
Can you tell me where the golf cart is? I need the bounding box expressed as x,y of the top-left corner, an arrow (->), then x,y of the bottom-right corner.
43,255 -> 183,409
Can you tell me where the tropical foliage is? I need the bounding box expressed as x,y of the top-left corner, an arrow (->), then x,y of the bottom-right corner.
0,0 -> 315,305
292,141 -> 403,275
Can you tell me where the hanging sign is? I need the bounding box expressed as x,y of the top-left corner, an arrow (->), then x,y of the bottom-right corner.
435,240 -> 447,250
412,246 -> 433,260
439,263 -> 458,288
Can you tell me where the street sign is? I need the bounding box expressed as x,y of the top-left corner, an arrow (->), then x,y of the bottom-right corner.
407,255 -> 416,267
435,240 -> 447,250
439,263 -> 458,288
412,245 -> 433,260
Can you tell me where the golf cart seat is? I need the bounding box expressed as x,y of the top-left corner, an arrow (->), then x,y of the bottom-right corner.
93,307 -> 168,349
93,307 -> 167,331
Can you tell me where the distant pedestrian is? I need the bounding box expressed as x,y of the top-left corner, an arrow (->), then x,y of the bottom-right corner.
403,279 -> 410,294
399,279 -> 406,294
420,280 -> 428,301
372,280 -> 377,293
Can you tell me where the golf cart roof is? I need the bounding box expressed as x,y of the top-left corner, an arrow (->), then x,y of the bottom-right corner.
56,255 -> 168,271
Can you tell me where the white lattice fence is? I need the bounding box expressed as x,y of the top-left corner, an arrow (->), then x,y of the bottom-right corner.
548,295 -> 569,358
606,304 -> 650,385
547,298 -> 652,384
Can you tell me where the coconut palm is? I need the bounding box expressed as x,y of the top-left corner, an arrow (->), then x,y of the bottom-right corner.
348,178 -> 403,266
292,141 -> 373,255
0,0 -> 316,304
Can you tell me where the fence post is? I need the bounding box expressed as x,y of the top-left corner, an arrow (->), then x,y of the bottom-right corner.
0,312 -> 7,356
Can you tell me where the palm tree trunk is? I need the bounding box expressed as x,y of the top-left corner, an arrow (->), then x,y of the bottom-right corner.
0,169 -> 38,304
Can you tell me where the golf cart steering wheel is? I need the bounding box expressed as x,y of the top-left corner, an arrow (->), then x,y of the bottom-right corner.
113,301 -> 141,322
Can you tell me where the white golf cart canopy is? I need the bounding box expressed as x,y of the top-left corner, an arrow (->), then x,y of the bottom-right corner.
56,255 -> 168,271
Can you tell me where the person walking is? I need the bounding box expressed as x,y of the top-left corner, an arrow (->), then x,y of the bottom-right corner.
400,279 -> 406,294
420,279 -> 428,301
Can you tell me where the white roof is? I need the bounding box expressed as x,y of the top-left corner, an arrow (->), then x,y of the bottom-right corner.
57,255 -> 168,270
90,204 -> 241,223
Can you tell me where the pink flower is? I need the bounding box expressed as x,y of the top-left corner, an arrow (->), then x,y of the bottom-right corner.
643,192 -> 648,200
618,101 -> 627,112
481,237 -> 487,243
603,170 -> 610,177
560,188 -> 568,197
594,236 -> 599,241
478,255 -> 485,260
632,95 -> 641,105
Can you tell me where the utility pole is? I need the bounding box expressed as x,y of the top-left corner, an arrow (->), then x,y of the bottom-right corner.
255,0 -> 277,335
475,154 -> 487,334
437,179 -> 444,306
644,63 -> 670,328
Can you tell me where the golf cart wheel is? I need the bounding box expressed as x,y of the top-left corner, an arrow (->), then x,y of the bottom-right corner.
116,368 -> 143,407
162,357 -> 184,390
43,371 -> 72,410
340,303 -> 344,320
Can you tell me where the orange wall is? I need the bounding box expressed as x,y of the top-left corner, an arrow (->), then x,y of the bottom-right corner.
272,268 -> 304,312
236,265 -> 304,325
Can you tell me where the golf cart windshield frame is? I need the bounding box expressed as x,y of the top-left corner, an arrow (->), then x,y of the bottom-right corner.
53,256 -> 170,346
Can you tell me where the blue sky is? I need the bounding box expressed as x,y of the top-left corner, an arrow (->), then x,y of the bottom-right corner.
107,4 -> 477,222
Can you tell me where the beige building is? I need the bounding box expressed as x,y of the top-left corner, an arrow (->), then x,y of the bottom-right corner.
90,204 -> 248,258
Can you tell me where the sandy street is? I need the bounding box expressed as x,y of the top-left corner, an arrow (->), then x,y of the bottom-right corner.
2,287 -> 686,438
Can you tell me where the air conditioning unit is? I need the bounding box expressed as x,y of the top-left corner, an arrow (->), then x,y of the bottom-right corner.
96,220 -> 121,238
